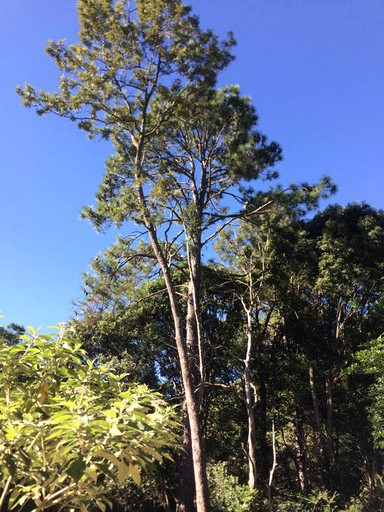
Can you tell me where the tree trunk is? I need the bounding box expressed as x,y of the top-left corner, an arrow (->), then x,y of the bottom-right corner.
163,274 -> 209,512
267,419 -> 277,512
146,227 -> 210,512
308,363 -> 330,488
244,307 -> 258,488
178,276 -> 206,512
177,403 -> 196,512
292,403 -> 308,493
177,279 -> 201,512
258,374 -> 270,481
186,276 -> 204,406
136,158 -> 209,512
173,316 -> 209,512
325,373 -> 335,474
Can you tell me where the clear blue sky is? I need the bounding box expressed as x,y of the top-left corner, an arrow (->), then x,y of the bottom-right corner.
1,0 -> 384,329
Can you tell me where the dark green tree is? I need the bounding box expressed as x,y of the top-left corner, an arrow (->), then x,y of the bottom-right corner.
270,203 -> 384,500
214,184 -> 335,492
0,323 -> 25,345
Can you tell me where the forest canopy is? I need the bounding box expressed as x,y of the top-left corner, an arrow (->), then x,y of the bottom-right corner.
8,0 -> 384,511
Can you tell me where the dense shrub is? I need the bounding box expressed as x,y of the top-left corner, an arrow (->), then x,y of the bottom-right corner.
0,327 -> 179,511
207,462 -> 259,512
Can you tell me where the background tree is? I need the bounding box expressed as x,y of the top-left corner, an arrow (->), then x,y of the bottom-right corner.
18,0 -> 384,509
214,183 -> 335,492
0,323 -> 25,345
70,201 -> 384,511
267,203 -> 384,503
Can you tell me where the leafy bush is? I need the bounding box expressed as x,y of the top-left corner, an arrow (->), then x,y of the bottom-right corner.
207,462 -> 259,512
0,327 -> 180,512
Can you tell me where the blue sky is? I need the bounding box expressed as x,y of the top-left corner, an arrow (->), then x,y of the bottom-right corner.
1,0 -> 384,329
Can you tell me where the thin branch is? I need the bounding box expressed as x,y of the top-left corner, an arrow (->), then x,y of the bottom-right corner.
0,476 -> 12,512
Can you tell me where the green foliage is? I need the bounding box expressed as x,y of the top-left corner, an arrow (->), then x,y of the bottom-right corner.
274,489 -> 338,512
98,469 -> 177,512
313,203 -> 384,298
350,336 -> 384,449
17,0 -> 281,242
16,0 -> 384,506
0,327 -> 179,512
207,462 -> 259,512
18,3 -> 282,506
303,489 -> 339,511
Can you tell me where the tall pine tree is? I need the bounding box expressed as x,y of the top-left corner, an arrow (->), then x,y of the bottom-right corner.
18,1 -> 281,509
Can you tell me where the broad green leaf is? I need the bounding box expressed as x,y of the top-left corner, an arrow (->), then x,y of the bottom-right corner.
36,381 -> 49,405
67,457 -> 87,482
128,463 -> 141,485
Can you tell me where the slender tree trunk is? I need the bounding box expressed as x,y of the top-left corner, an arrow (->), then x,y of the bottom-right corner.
177,277 -> 201,512
0,476 -> 12,512
186,275 -> 204,406
178,264 -> 208,512
292,404 -> 308,493
135,158 -> 209,511
267,419 -> 277,512
366,451 -> 376,497
185,231 -> 205,399
258,374 -> 270,481
172,310 -> 209,512
308,363 -> 330,488
160,265 -> 209,512
177,403 -> 196,512
325,373 -> 335,472
244,306 -> 258,488
308,364 -> 322,439
143,223 -> 209,512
